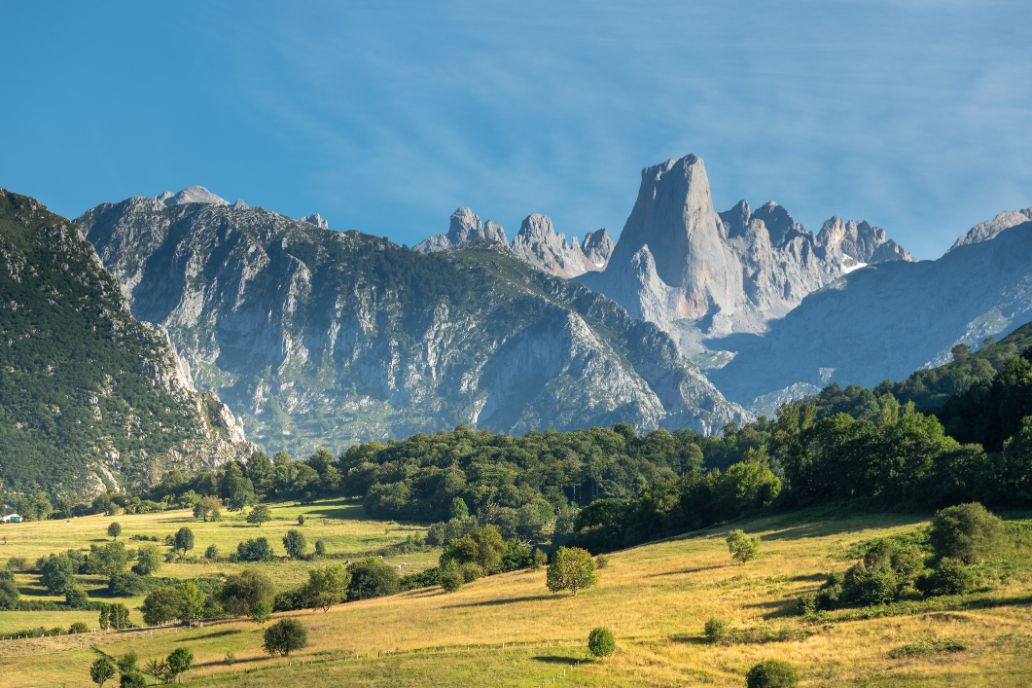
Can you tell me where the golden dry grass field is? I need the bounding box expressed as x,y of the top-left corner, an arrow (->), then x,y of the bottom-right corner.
2,505 -> 1030,687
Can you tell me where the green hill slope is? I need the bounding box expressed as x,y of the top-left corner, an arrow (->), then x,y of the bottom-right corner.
0,189 -> 249,499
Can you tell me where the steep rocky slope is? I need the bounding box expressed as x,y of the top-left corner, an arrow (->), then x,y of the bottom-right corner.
415,208 -> 614,278
711,218 -> 1032,408
580,154 -> 913,355
0,189 -> 249,497
80,194 -> 747,456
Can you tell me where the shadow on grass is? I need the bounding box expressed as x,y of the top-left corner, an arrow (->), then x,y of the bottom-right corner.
787,572 -> 827,582
745,598 -> 800,620
193,655 -> 269,669
670,634 -> 708,645
443,594 -> 555,609
646,564 -> 725,578
759,512 -> 924,542
532,655 -> 580,665
178,628 -> 241,642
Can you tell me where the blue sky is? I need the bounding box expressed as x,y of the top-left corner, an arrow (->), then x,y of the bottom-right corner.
2,1 -> 1030,258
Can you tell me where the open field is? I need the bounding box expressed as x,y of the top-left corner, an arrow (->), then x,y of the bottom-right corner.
3,506 -> 1031,687
0,498 -> 435,630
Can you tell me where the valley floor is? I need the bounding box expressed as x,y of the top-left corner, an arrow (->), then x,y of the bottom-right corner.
3,507 -> 1031,687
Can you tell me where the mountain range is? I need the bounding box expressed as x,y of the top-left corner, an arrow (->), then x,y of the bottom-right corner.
3,150 -> 1030,495
79,189 -> 745,456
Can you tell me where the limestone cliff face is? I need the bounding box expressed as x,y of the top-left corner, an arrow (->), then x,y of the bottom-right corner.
80,194 -> 747,456
415,208 -> 614,278
580,154 -> 913,354
0,189 -> 250,497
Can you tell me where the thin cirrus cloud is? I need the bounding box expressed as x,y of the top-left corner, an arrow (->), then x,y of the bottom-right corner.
0,1 -> 1029,258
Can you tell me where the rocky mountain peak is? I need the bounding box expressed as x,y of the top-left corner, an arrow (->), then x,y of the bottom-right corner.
950,208 -> 1032,251
300,213 -> 329,229
582,153 -> 915,354
581,228 -> 614,268
817,216 -> 914,264
155,185 -> 229,207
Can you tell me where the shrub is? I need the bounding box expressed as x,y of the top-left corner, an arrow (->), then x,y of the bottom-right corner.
746,659 -> 799,688
218,570 -> 275,617
595,555 -> 610,569
929,503 -> 1003,564
314,540 -> 327,557
131,545 -> 161,576
0,568 -> 20,608
459,562 -> 482,583
531,548 -> 548,570
64,585 -> 89,608
347,558 -> 401,600
704,616 -> 730,644
297,515 -> 305,526
440,565 -> 463,592
888,637 -> 967,658
726,529 -> 760,564
141,582 -> 205,625
6,556 -> 29,571
204,544 -> 219,561
69,621 -> 89,634
263,619 -> 308,656
107,572 -> 147,597
546,547 -> 597,595
916,558 -> 975,597
236,538 -> 273,562
587,626 -> 616,658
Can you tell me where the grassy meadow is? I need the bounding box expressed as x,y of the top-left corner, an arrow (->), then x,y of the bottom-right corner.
0,498 -> 433,631
2,506 -> 1031,687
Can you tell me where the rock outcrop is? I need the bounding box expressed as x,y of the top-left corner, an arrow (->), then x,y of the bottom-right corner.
416,208 -> 613,278
580,154 -> 914,354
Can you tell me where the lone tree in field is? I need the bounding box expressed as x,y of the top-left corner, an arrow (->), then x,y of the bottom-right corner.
726,529 -> 760,564
193,495 -> 222,522
247,504 -> 272,527
165,647 -> 193,683
588,626 -> 616,658
174,527 -> 195,555
283,529 -> 307,559
263,619 -> 308,656
107,522 -> 122,540
90,657 -> 116,688
929,502 -> 1003,564
546,546 -> 597,596
746,659 -> 799,688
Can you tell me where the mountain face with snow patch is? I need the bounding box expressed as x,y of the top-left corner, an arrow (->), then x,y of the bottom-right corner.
710,216 -> 1032,409
415,208 -> 614,278
79,191 -> 747,456
579,154 -> 913,356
